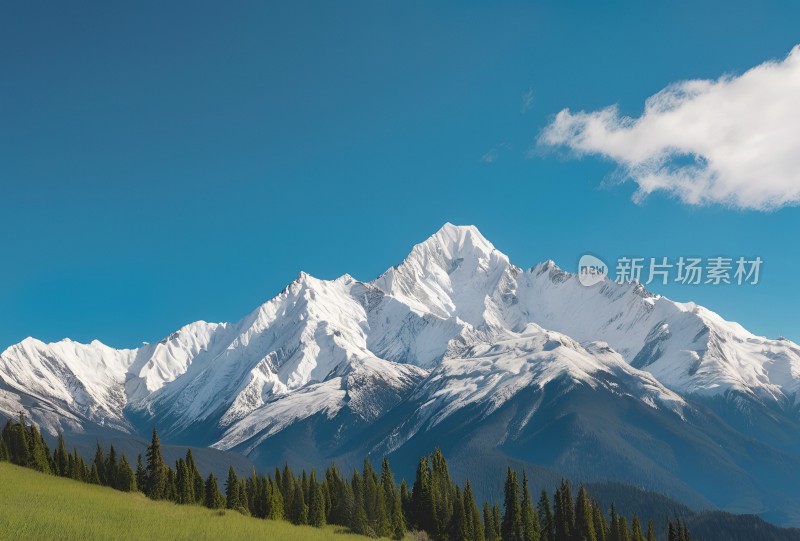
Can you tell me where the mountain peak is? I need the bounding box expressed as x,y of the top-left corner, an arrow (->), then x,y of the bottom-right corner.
420,223 -> 498,261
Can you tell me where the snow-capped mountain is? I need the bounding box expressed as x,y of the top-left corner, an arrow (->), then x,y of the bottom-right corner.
4,223 -> 800,525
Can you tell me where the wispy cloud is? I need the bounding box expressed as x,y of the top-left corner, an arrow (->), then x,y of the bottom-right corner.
481,143 -> 510,164
538,46 -> 800,211
521,87 -> 535,113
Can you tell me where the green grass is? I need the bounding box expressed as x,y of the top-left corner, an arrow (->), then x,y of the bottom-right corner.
0,462 -> 374,541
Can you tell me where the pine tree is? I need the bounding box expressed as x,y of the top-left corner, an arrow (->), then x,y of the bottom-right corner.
145,428 -> 167,499
502,468 -> 523,541
135,454 -> 146,492
492,504 -> 503,541
93,443 -> 106,485
539,489 -> 554,541
205,473 -> 224,509
464,481 -> 484,541
574,485 -> 596,541
484,502 -> 498,541
9,414 -> 30,466
630,517 -> 644,541
521,470 -> 540,541
268,478 -> 285,520
617,517 -> 629,541
400,479 -> 412,531
411,456 -> 434,532
554,481 -> 574,541
309,470 -> 326,527
351,469 -> 370,535
175,458 -> 193,504
290,479 -> 309,525
105,445 -> 118,489
185,449 -> 205,504
645,519 -> 655,541
592,502 -> 608,541
609,505 -> 620,541
282,463 -> 295,518
116,454 -> 136,492
225,466 -> 240,509
25,422 -> 51,473
90,463 -> 101,484
667,521 -> 677,541
53,434 -> 68,476
449,485 -> 469,541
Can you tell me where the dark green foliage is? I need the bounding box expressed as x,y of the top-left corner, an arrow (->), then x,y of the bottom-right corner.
116,454 -> 136,492
290,479 -> 308,525
502,467 -> 523,541
204,473 -> 225,509
145,427 -> 167,499
135,454 -> 146,492
53,434 -> 68,476
539,490 -> 554,541
520,471 -> 540,541
0,418 -> 686,541
225,466 -> 240,510
463,481 -> 483,541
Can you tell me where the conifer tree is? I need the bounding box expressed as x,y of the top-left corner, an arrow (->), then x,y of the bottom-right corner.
175,458 -> 193,504
502,468 -> 523,541
617,517 -> 629,541
520,470 -> 540,541
12,414 -> 30,467
116,454 -> 136,492
268,478 -> 286,520
309,470 -> 326,527
282,464 -> 295,518
135,454 -> 146,492
351,469 -> 370,535
0,434 -> 9,462
493,504 -> 503,541
53,434 -> 68,476
645,520 -> 655,541
539,489 -> 554,541
225,466 -> 240,509
145,428 -> 167,499
484,502 -> 498,541
106,445 -> 118,489
554,481 -> 574,541
449,485 -> 469,541
90,463 -> 101,484
592,502 -> 608,541
204,473 -> 224,509
667,521 -> 677,541
93,443 -> 106,485
411,456 -> 434,532
400,479 -> 412,529
574,485 -> 596,541
463,481 -> 484,541
290,479 -> 309,525
185,449 -> 205,504
630,517 -> 644,541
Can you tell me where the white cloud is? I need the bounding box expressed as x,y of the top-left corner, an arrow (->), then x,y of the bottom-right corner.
538,46 -> 800,210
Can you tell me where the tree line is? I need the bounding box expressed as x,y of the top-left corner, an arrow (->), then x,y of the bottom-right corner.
0,415 -> 691,541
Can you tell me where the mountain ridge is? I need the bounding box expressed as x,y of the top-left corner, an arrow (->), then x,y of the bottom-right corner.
4,223 -> 800,526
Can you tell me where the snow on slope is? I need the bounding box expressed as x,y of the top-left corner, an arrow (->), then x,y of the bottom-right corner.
408,324 -> 685,431
514,261 -> 800,401
2,222 -> 800,446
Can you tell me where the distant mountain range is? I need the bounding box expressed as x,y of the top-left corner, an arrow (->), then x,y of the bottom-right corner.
4,223 -> 800,528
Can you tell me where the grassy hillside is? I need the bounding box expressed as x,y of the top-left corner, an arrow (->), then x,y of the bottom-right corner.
0,462 -> 372,541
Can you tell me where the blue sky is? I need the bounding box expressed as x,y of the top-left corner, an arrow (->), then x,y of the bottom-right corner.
2,1 -> 799,349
